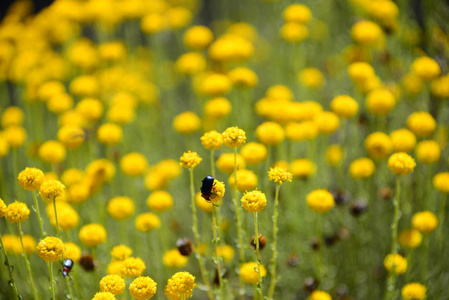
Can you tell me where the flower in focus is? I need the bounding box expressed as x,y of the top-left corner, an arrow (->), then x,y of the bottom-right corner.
122,257 -> 146,277
129,276 -> 157,300
200,131 -> 223,150
91,292 -> 116,300
17,167 -> 45,191
100,274 -> 125,295
239,262 -> 267,284
388,152 -> 416,175
39,179 -> 65,202
36,236 -> 64,262
268,167 -> 292,185
222,127 -> 246,148
241,190 -> 267,213
179,151 -> 202,169
165,272 -> 197,300
5,201 -> 30,223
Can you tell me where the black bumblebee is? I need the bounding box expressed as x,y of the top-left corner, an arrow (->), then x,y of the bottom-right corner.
200,175 -> 215,201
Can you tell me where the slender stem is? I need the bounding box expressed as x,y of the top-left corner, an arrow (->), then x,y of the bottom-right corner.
254,212 -> 264,300
17,223 -> 39,300
48,261 -> 56,300
212,205 -> 223,299
32,191 -> 45,237
384,176 -> 401,300
422,234 -> 429,282
317,213 -> 324,280
211,149 -> 216,177
0,233 -> 20,299
52,198 -> 61,238
438,193 -> 447,252
233,147 -> 245,299
189,168 -> 214,300
268,184 -> 281,300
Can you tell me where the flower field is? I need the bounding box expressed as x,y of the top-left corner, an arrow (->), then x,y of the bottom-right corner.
0,0 -> 448,299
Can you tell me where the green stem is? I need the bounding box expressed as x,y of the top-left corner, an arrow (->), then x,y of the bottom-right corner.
17,223 -> 39,300
53,197 -> 61,238
254,212 -> 264,300
233,147 -> 245,299
48,261 -> 56,300
0,233 -> 20,299
268,184 -> 281,300
317,213 -> 324,280
438,193 -> 447,252
32,191 -> 45,238
212,205 -> 223,299
422,234 -> 429,282
211,149 -> 216,177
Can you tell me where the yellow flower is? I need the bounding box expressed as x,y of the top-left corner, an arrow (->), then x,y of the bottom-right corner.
229,169 -> 258,192
398,229 -> 422,249
122,257 -> 146,277
241,190 -> 267,213
0,135 -> 9,158
70,75 -> 99,98
388,152 -> 416,175
411,56 -> 440,81
107,261 -> 124,275
207,179 -> 226,204
39,179 -> 65,202
266,85 -> 294,101
283,4 -> 312,24
433,172 -> 449,194
431,74 -> 449,98
239,262 -> 267,284
384,253 -> 407,274
147,191 -> 174,213
326,144 -> 344,166
306,189 -> 334,213
140,13 -> 167,34
135,213 -> 161,232
111,245 -> 133,261
97,123 -> 123,145
179,151 -> 202,169
406,112 -> 436,138
4,126 -> 26,148
314,111 -> 340,135
100,274 -> 125,295
308,290 -> 332,300
17,167 -> 45,191
200,73 -> 232,97
36,236 -> 64,262
91,292 -> 116,300
76,98 -> 103,123
173,112 -> 201,135
98,42 -> 126,62
240,142 -> 267,165
46,201 -> 79,230
107,104 -> 136,125
64,242 -> 82,262
20,235 -> 37,255
331,95 -> 358,118
86,159 -> 116,184
200,131 -> 223,150
79,224 -> 107,247
2,235 -> 18,253
402,73 -> 423,95
348,62 -> 375,84
1,106 -> 24,127
120,153 -> 148,177
365,88 -> 396,116
298,68 -> 325,89
351,20 -> 384,46
216,153 -> 246,173
195,192 -> 213,213
349,158 -> 375,179
38,140 -> 66,164
0,198 -> 6,217
163,249 -> 188,268
222,127 -> 246,148
280,22 -> 308,43
290,159 -> 316,179
256,122 -> 285,146
165,272 -> 197,300
107,196 -> 135,220
228,67 -> 258,88
57,126 -> 85,149
364,132 -> 393,159
415,140 -> 440,164
166,7 -> 192,29
129,276 -> 157,300
204,97 -> 232,120
412,211 -> 438,233
216,244 -> 235,263
390,129 -> 416,153
401,283 -> 427,300
176,52 -> 207,75
5,201 -> 30,223
285,121 -> 319,141
268,167 -> 292,185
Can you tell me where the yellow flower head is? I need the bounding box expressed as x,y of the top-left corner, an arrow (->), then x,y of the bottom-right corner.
365,88 -> 396,116
107,196 -> 135,220
91,292 -> 116,300
314,111 -> 340,135
163,249 -> 188,268
216,153 -> 246,173
204,97 -> 232,120
349,157 -> 375,179
0,198 -> 6,217
306,189 -> 334,213
17,167 -> 45,191
97,123 -> 123,145
308,290 -> 332,300
36,236 -> 64,262
57,126 -> 85,149
173,112 -> 201,135
76,98 -> 103,123
283,4 -> 312,24
165,272 -> 197,300
5,126 -> 26,148
431,74 -> 449,98
179,151 -> 202,169
415,140 -> 440,164
406,112 -> 436,138
384,253 -> 407,274
290,159 -> 316,179
411,56 -> 440,81
326,144 -> 344,166
195,192 -> 213,213
176,52 -> 207,75
122,257 -> 146,278
1,106 -> 24,127
351,20 -> 384,46
207,179 -> 226,204
135,213 -> 161,232
298,68 -> 325,89
398,229 -> 422,249
216,244 -> 235,263
388,152 -> 416,175
39,179 -> 65,202
390,129 -> 416,153
241,142 -> 267,165
64,242 -> 82,262
107,261 -> 124,276
268,167 -> 292,185
47,93 -> 74,115
401,283 -> 427,300
38,140 -> 66,164
280,22 -> 309,43
364,132 -> 393,159
5,201 -> 30,223
229,169 -> 257,193
200,130 -> 223,150
433,172 -> 449,194
222,127 -> 246,148
229,67 -> 258,88
241,190 -> 267,213
111,244 -> 133,261
183,25 -> 213,50
331,95 -> 358,118
256,122 -> 285,146
412,211 -> 438,233
147,191 -> 174,213
348,62 -> 375,83
120,153 -> 148,177
239,262 -> 267,284
46,201 -> 79,230
100,274 -> 125,295
86,159 -> 116,184
79,224 -> 107,247
200,73 -> 231,97
129,276 -> 157,300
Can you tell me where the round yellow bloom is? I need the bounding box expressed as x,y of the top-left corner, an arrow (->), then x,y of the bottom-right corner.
240,190 -> 267,213
107,261 -> 124,275
314,111 -> 340,135
402,73 -> 423,95
406,112 -> 436,138
165,272 -> 196,300
216,153 -> 246,173
17,167 -> 45,191
412,211 -> 438,233
107,105 -> 136,125
326,144 -> 344,166
401,283 -> 427,300
111,244 -> 133,261
306,189 -> 334,213
266,85 -> 294,101
206,179 -> 226,204
268,167 -> 292,185
38,140 -> 66,164
92,292 -> 116,300
431,74 -> 449,98
200,73 -> 231,97
239,262 -> 267,284
76,98 -> 103,123
100,274 -> 125,295
120,153 -> 148,177
47,201 -> 79,230
39,180 -> 65,202
1,106 -> 24,127
173,112 -> 200,135
183,25 -> 213,50
384,253 -> 407,274
204,97 -> 232,120
222,127 -> 246,148
97,123 -> 123,145
229,67 -> 258,88
349,158 -> 375,179
411,56 -> 440,81
147,191 -> 174,213
351,20 -> 384,46
59,110 -> 86,128
229,169 -> 257,193
79,224 -> 107,246
70,75 -> 99,98
285,121 -> 318,141
283,4 -> 312,24
64,242 -> 82,262
0,198 -> 6,217
135,213 -> 161,232
348,62 -> 375,83
364,132 -> 393,159
163,249 -> 188,268
331,95 -> 358,118
298,68 -> 325,89
290,159 -> 316,179
415,140 -> 440,164
390,129 -> 416,153
365,88 -> 396,116
98,42 -> 126,62
196,192 -> 213,213
280,22 -> 308,43
256,122 -> 285,146
122,257 -> 146,278
86,159 -> 116,184
179,151 -> 202,169
0,136 -> 9,158
398,229 -> 422,249
240,142 -> 267,165
61,168 -> 84,187
200,130 -> 223,150
217,244 -> 235,263
57,126 -> 85,149
130,276 -> 157,300
107,196 -> 135,220
176,52 -> 207,75
308,290 -> 332,300
68,183 -> 91,204
5,201 -> 30,223
433,172 -> 449,194
388,152 -> 416,175
140,13 -> 167,34
4,126 -> 26,148
36,236 -> 64,262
